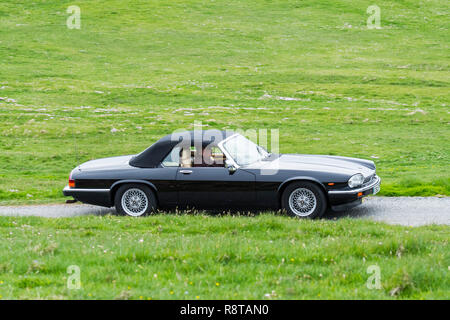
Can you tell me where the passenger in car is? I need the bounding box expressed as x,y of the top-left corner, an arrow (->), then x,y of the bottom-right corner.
180,148 -> 192,168
193,147 -> 223,167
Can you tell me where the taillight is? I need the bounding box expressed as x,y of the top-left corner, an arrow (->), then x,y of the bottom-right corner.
68,170 -> 76,188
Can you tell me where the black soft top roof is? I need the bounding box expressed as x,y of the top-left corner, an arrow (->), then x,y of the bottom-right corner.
129,129 -> 234,168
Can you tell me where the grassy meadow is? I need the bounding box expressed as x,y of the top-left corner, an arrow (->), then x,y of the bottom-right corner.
0,214 -> 448,300
0,0 -> 449,300
0,0 -> 448,203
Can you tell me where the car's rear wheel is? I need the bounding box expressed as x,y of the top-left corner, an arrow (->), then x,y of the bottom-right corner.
115,184 -> 157,217
282,181 -> 326,219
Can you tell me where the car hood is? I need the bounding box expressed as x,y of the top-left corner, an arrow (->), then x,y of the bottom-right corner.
77,155 -> 135,171
251,154 -> 375,177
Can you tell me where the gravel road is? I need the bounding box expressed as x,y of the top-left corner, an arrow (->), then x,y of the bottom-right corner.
326,196 -> 449,226
0,197 -> 448,226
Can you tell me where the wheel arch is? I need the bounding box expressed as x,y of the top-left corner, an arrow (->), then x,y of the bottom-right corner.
277,177 -> 328,204
110,180 -> 158,204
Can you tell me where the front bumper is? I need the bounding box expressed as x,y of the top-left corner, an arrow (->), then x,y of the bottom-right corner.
328,175 -> 381,211
63,185 -> 112,207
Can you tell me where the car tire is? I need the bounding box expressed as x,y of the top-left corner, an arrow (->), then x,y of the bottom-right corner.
282,181 -> 327,219
114,184 -> 157,217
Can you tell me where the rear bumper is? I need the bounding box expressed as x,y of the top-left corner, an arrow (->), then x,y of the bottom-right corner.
328,176 -> 380,211
63,185 -> 112,207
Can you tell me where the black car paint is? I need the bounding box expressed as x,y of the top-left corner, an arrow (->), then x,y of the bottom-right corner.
64,152 -> 379,211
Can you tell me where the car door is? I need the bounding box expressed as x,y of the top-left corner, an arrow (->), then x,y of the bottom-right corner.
176,167 -> 256,208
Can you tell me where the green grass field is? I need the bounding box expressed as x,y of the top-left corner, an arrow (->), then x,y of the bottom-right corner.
0,214 -> 448,299
0,0 -> 449,203
0,0 -> 449,300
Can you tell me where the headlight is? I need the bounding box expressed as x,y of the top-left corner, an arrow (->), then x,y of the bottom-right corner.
348,173 -> 364,188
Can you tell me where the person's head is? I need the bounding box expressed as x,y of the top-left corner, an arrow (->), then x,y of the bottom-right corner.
202,147 -> 213,164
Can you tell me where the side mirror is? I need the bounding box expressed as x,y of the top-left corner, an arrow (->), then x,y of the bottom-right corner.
225,160 -> 237,174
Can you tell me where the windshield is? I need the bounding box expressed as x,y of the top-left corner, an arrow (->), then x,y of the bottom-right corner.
222,134 -> 269,166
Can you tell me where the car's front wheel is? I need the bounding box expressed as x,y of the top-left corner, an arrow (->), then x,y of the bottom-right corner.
282,181 -> 326,219
115,184 -> 157,217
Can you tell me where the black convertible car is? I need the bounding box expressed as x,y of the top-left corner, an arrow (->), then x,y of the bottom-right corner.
63,129 -> 380,218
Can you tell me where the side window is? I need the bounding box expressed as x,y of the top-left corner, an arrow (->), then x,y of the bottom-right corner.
181,147 -> 193,168
162,145 -> 227,168
192,146 -> 225,167
162,147 -> 180,167
211,147 -> 225,166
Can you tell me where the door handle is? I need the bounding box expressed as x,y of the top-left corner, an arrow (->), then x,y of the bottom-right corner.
179,170 -> 193,174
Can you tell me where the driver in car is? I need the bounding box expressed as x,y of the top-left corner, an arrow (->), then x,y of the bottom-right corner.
194,147 -> 222,167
